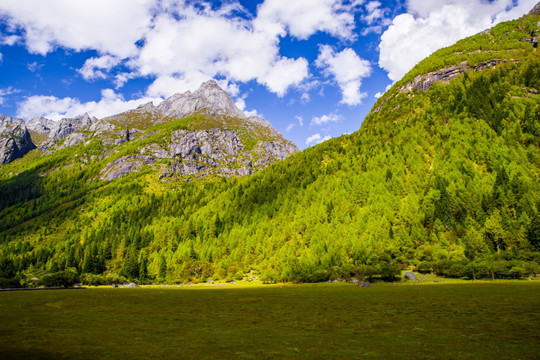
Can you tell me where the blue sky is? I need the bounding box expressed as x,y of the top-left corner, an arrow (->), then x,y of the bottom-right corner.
0,0 -> 535,149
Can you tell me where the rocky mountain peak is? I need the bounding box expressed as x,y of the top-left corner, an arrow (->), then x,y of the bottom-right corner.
0,114 -> 36,163
156,80 -> 247,120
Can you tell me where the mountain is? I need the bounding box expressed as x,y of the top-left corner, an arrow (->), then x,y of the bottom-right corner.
0,10 -> 539,287
1,80 -> 298,182
0,115 -> 35,164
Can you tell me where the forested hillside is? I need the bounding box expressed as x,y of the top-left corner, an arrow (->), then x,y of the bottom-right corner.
0,13 -> 539,287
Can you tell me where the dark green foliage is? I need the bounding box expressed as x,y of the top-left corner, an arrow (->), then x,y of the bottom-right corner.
40,269 -> 79,288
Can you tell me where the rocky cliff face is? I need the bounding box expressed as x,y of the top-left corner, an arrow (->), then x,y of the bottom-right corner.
0,115 -> 36,163
399,59 -> 518,94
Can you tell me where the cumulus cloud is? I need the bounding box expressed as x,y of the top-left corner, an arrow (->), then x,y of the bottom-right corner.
78,55 -> 121,81
16,89 -> 161,121
306,133 -> 331,146
295,115 -> 304,126
379,0 -> 537,82
316,45 -> 372,105
311,112 -> 342,125
136,6 -> 309,98
0,0 -> 153,57
255,0 -> 363,40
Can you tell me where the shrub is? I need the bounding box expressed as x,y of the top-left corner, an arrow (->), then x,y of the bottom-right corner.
444,263 -> 466,278
508,266 -> 527,279
41,270 -> 79,288
417,261 -> 434,274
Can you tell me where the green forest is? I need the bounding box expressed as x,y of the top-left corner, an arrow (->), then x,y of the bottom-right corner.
0,14 -> 539,287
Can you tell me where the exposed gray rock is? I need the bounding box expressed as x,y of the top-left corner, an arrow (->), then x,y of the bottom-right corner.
257,141 -> 298,160
157,80 -> 247,120
61,133 -> 86,148
100,155 -> 156,181
26,116 -> 56,134
403,272 -> 417,280
48,113 -> 96,141
89,120 -> 115,135
358,281 -> 371,287
0,114 -> 36,163
400,59 -> 519,94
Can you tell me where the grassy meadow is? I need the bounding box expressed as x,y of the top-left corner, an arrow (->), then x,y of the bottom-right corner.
0,282 -> 539,359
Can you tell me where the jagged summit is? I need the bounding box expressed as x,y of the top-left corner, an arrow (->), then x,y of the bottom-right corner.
156,80 -> 247,120
0,114 -> 35,163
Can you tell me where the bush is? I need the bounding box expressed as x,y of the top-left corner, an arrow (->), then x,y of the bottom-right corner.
41,270 -> 79,288
417,261 -> 433,274
464,261 -> 490,280
82,273 -> 107,286
508,266 -> 527,279
105,273 -> 128,285
444,263 -> 466,278
305,269 -> 329,283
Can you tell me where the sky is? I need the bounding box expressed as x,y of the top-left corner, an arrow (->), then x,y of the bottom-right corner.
0,0 -> 536,149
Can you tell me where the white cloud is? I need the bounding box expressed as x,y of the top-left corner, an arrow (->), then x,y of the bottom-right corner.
306,133 -> 331,146
113,73 -> 137,89
363,1 -> 384,24
16,89 -> 161,121
255,0 -> 363,40
286,123 -> 296,132
0,53 -> 2,63
136,6 -> 309,98
0,87 -> 19,105
295,115 -> 304,126
311,112 -> 342,125
0,34 -> 19,46
244,109 -> 262,118
27,62 -> 43,72
379,0 -> 538,82
78,55 -> 121,81
0,0 -> 153,57
316,45 -> 372,105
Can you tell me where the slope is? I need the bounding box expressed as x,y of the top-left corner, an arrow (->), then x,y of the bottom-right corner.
0,11 -> 539,286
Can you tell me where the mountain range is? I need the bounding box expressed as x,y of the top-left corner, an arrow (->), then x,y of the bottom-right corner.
0,7 -> 539,287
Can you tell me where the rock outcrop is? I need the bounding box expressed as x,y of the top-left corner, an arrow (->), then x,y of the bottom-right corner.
400,59 -> 519,93
48,113 -> 96,141
0,115 -> 36,163
157,80 -> 247,120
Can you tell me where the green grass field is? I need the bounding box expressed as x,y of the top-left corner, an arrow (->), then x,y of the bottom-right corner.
0,282 -> 539,359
